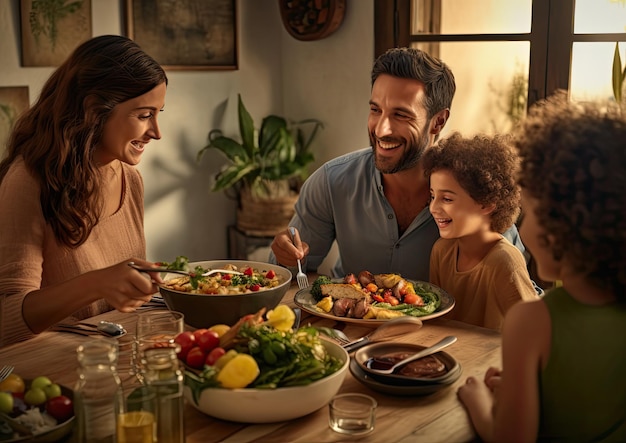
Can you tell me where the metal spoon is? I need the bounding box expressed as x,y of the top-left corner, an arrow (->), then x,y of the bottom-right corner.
343,316 -> 424,353
365,336 -> 457,375
55,321 -> 127,337
293,308 -> 302,330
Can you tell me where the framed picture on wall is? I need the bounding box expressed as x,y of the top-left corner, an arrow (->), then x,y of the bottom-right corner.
0,86 -> 29,156
126,0 -> 238,70
20,0 -> 92,67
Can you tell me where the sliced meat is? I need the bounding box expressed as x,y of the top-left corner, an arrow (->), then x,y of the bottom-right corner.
350,297 -> 370,318
357,270 -> 375,287
332,298 -> 356,317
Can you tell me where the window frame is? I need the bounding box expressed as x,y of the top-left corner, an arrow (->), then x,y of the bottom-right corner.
374,0 -> 626,107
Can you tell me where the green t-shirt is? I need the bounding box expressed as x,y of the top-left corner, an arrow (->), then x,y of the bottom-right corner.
539,287 -> 626,442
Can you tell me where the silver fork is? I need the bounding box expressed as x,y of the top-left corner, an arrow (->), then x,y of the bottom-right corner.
318,327 -> 351,345
0,365 -> 14,383
289,227 -> 309,289
128,262 -> 242,277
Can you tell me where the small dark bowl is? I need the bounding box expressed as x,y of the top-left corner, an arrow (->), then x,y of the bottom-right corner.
158,260 -> 292,329
353,341 -> 461,386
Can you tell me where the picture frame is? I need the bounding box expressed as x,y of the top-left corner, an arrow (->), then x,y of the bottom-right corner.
0,86 -> 30,156
126,0 -> 238,71
20,0 -> 92,67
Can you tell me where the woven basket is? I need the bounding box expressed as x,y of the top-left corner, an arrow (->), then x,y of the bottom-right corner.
237,188 -> 298,237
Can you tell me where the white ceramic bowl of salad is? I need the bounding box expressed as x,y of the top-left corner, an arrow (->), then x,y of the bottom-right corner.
158,260 -> 292,329
183,338 -> 350,423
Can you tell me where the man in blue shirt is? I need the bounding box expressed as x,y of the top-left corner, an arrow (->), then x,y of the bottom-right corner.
270,47 -> 526,282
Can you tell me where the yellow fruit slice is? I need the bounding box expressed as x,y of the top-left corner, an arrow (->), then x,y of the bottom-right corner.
216,354 -> 260,388
265,305 -> 295,331
0,374 -> 25,394
214,349 -> 238,370
208,324 -> 231,337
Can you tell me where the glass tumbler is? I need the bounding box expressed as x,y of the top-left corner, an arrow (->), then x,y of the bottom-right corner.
134,311 -> 184,382
328,393 -> 377,435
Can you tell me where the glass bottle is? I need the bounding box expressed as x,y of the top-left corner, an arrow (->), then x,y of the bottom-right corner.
74,338 -> 121,443
143,347 -> 186,443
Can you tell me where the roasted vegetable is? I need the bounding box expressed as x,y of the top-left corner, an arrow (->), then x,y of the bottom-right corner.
316,296 -> 333,313
310,275 -> 333,301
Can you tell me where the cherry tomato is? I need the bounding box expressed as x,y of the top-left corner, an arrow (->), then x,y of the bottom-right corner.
243,267 -> 253,276
383,290 -> 400,306
185,347 -> 206,369
192,329 -> 209,342
46,395 -> 74,422
403,293 -> 423,305
365,283 -> 378,293
265,269 -> 275,279
343,273 -> 358,284
249,284 -> 261,292
222,273 -> 231,280
174,331 -> 196,360
372,294 -> 384,303
205,347 -> 226,366
196,330 -> 220,352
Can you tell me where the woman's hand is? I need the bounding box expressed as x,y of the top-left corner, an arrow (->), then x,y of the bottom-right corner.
23,258 -> 164,333
270,228 -> 310,267
95,258 -> 162,313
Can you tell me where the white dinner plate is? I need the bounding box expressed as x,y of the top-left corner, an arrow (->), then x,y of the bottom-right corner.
294,280 -> 455,326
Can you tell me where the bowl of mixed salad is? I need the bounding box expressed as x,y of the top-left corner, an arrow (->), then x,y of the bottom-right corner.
157,258 -> 292,329
180,306 -> 350,423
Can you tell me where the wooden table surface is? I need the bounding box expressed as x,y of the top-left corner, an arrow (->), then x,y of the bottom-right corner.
0,279 -> 501,443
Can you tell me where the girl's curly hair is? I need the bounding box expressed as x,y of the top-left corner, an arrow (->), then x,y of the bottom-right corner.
514,92 -> 626,298
423,132 -> 521,233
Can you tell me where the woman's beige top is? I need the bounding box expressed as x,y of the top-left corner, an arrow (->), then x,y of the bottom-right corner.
0,157 -> 145,346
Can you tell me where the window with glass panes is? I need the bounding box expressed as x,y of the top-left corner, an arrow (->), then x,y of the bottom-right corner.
374,0 -> 626,136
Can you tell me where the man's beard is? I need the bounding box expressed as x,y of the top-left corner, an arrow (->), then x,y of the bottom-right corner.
370,123 -> 431,174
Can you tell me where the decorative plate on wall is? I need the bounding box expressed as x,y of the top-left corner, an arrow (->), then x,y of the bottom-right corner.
279,0 -> 346,41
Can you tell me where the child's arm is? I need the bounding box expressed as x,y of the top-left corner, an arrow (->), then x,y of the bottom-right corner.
459,299 -> 550,442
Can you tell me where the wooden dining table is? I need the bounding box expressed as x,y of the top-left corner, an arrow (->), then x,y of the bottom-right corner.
0,278 -> 502,442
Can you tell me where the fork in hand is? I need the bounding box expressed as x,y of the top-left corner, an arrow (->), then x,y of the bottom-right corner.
288,226 -> 309,289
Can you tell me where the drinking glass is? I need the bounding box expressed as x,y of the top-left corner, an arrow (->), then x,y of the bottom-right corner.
134,311 -> 184,381
328,393 -> 377,435
116,385 -> 157,443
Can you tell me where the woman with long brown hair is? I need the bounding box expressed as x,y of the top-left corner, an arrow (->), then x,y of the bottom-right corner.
0,35 -> 168,346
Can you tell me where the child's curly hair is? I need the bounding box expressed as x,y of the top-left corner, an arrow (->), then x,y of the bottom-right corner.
422,132 -> 521,233
514,92 -> 626,298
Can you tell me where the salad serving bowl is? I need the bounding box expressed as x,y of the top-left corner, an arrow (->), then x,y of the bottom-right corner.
183,338 -> 350,423
158,260 -> 292,329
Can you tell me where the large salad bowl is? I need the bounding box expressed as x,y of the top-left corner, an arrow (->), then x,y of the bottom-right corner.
183,338 -> 350,423
158,260 -> 292,329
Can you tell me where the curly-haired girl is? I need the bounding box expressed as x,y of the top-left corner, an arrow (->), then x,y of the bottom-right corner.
423,132 -> 537,331
458,93 -> 626,441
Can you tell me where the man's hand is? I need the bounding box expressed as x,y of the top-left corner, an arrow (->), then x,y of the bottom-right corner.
270,228 -> 310,267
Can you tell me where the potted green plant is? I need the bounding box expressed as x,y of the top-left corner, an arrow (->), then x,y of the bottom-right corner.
198,94 -> 323,235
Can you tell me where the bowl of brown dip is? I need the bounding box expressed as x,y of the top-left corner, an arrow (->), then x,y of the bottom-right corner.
353,342 -> 462,386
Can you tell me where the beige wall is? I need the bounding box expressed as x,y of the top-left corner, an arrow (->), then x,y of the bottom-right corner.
0,0 -> 373,265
